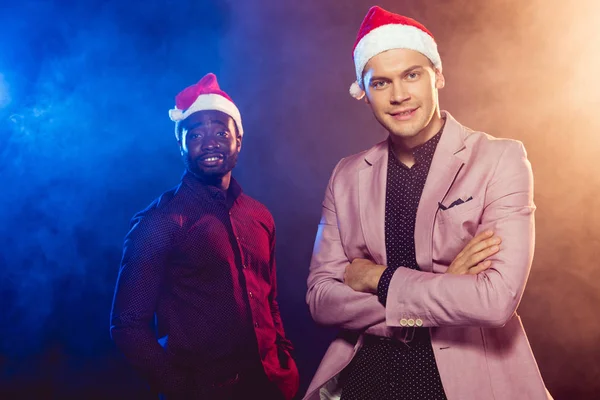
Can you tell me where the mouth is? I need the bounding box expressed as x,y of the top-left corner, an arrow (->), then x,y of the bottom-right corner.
390,107 -> 418,121
197,153 -> 224,167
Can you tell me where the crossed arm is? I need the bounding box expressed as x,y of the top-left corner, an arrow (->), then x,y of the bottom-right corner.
306,141 -> 534,331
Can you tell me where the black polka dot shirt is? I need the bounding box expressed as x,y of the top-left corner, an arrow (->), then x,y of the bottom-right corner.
110,172 -> 296,397
340,125 -> 447,400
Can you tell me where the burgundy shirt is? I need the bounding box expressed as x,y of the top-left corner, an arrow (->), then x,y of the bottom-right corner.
110,172 -> 298,398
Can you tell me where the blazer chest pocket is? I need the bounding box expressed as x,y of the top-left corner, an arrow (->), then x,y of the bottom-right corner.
435,197 -> 483,246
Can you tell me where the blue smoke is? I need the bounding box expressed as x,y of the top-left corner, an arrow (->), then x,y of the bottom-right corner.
0,0 -> 230,383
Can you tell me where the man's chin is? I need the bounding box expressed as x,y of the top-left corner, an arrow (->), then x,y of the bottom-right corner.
199,169 -> 228,178
188,167 -> 229,180
385,124 -> 420,139
389,129 -> 420,138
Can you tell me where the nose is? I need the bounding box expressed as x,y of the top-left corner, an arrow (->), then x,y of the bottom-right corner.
201,136 -> 220,151
390,82 -> 410,104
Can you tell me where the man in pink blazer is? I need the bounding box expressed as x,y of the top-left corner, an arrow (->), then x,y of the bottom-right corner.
304,6 -> 552,400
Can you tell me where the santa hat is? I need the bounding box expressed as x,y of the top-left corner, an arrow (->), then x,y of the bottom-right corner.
168,73 -> 243,138
349,6 -> 442,99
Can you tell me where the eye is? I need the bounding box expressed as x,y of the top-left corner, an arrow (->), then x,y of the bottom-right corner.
370,80 -> 388,89
406,71 -> 420,80
189,133 -> 202,140
216,131 -> 228,137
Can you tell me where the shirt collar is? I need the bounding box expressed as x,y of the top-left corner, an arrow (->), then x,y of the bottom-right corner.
181,171 -> 243,208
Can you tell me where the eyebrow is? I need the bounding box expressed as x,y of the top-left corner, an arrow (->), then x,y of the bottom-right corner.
369,65 -> 424,81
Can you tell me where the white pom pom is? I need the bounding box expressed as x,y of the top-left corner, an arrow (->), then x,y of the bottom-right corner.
169,108 -> 184,121
349,81 -> 365,100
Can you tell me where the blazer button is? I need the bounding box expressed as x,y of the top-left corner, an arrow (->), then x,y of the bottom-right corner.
407,319 -> 415,327
415,318 -> 423,327
400,318 -> 408,327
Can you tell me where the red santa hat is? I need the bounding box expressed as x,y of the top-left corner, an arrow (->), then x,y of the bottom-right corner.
168,73 -> 243,138
349,6 -> 442,99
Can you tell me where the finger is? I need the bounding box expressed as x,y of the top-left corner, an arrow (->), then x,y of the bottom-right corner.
449,231 -> 497,273
466,235 -> 502,256
468,260 -> 492,275
465,244 -> 500,268
473,243 -> 501,262
469,234 -> 501,254
461,230 -> 494,254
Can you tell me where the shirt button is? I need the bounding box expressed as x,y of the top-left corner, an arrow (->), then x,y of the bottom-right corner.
249,291 -> 253,298
416,318 -> 423,327
407,318 -> 415,327
254,322 -> 259,328
242,264 -> 247,269
400,318 -> 408,327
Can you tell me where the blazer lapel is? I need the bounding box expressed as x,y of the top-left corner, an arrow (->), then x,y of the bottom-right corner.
358,141 -> 388,266
415,112 -> 469,272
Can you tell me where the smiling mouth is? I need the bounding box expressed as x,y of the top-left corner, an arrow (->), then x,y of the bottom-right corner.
390,108 -> 418,120
198,154 -> 224,166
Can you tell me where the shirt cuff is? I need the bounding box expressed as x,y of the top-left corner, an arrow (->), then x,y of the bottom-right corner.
377,266 -> 396,306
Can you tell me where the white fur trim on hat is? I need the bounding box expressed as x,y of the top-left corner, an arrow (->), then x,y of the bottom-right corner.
353,24 -> 442,91
168,93 -> 244,138
349,81 -> 365,100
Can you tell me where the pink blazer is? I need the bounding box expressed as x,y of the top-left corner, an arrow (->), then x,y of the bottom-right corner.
304,112 -> 552,400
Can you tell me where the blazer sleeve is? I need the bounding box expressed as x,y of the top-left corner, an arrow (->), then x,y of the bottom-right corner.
306,160 -> 387,331
385,141 -> 536,328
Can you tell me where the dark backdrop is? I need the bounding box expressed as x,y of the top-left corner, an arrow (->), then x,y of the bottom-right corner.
1,1 -> 598,399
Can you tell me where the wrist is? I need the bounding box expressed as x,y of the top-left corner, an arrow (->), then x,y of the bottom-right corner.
369,265 -> 387,293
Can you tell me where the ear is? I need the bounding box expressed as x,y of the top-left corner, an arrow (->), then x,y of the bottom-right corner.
236,133 -> 243,152
360,77 -> 369,103
435,69 -> 445,89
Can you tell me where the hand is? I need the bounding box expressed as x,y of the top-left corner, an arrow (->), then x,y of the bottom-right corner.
446,230 -> 501,275
344,258 -> 387,293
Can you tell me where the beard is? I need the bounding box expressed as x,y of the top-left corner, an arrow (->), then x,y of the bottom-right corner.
183,151 -> 239,183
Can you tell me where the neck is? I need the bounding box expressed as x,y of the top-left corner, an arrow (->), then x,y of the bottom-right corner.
191,171 -> 231,191
390,109 -> 444,166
